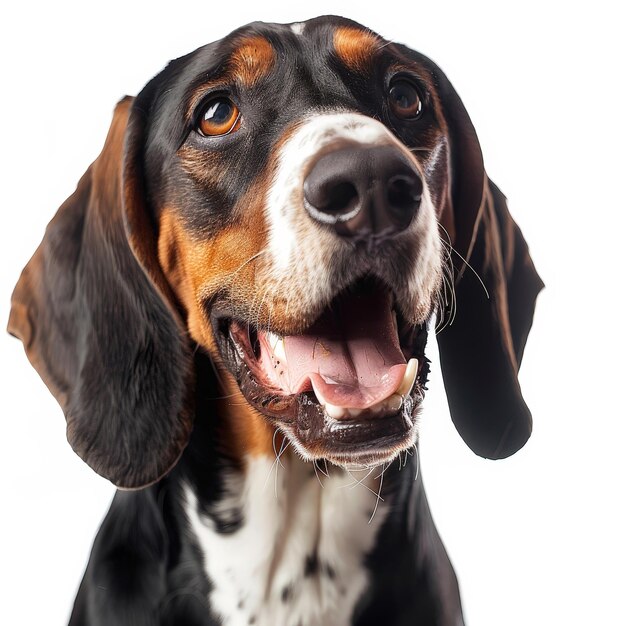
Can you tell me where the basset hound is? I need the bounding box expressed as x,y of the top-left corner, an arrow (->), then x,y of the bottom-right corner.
8,15 -> 543,626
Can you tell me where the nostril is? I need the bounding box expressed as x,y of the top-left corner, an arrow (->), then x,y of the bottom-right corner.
325,181 -> 359,213
304,172 -> 360,221
387,175 -> 423,210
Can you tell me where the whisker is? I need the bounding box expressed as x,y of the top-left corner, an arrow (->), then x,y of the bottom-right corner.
274,438 -> 290,498
436,227 -> 460,332
205,348 -> 229,389
438,223 -> 490,299
263,430 -> 289,496
263,446 -> 280,493
209,392 -> 241,400
368,463 -> 388,524
199,245 -> 269,303
374,461 -> 392,481
225,249 -> 268,283
272,427 -> 279,460
342,467 -> 379,497
347,466 -> 375,490
313,460 -> 325,489
376,39 -> 396,51
448,245 -> 490,299
316,459 -> 330,478
276,437 -> 289,469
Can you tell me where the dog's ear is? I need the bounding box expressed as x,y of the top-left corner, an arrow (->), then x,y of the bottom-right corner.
7,96 -> 194,488
429,63 -> 544,459
437,181 -> 543,458
395,44 -> 543,458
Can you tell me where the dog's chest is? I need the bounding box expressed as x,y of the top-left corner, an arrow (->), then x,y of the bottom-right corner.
184,455 -> 388,626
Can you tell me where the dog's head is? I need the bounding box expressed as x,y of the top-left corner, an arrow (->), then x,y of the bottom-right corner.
8,16 -> 543,488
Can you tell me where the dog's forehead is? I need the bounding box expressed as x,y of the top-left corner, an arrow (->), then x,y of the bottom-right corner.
185,17 -> 386,89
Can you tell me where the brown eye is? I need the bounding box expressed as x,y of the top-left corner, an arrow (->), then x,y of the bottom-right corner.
198,97 -> 241,136
388,79 -> 422,119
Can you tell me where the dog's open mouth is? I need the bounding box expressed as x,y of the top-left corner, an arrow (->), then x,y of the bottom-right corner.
212,279 -> 430,466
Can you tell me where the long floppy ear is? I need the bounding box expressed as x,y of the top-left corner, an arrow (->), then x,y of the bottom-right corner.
427,60 -> 544,458
7,97 -> 194,488
437,182 -> 543,458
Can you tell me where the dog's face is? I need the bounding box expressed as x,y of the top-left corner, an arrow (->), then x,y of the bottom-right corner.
148,18 -> 454,467
9,16 -> 542,487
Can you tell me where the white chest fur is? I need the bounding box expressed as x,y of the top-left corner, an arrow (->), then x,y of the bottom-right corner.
184,454 -> 390,626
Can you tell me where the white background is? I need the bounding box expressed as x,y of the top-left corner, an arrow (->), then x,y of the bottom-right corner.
1,1 -> 625,624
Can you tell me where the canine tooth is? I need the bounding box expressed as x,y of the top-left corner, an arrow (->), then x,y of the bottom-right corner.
325,403 -> 347,419
395,358 -> 419,396
274,338 -> 287,362
266,331 -> 279,349
266,331 -> 286,362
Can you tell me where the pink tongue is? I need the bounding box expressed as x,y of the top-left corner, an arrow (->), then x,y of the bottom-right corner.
273,290 -> 406,409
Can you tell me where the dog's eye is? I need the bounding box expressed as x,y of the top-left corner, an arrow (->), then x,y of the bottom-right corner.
197,97 -> 241,136
388,79 -> 422,119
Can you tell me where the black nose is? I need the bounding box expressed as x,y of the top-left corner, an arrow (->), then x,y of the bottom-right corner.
303,145 -> 422,241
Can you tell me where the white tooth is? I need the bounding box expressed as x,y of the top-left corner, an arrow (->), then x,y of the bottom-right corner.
386,393 -> 403,412
266,331 -> 286,362
396,358 -> 419,396
348,408 -> 365,417
274,338 -> 287,363
325,403 -> 347,419
266,331 -> 279,350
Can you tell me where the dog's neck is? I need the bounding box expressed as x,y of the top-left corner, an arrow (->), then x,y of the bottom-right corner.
183,448 -> 396,626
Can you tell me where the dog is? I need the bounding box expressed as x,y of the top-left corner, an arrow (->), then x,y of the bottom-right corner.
8,15 -> 543,626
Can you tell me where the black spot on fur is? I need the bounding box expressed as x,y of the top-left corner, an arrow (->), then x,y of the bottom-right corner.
209,507 -> 244,534
304,554 -> 319,577
281,585 -> 294,603
323,562 -> 336,580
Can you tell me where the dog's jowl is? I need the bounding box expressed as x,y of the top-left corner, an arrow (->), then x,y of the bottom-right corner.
8,16 -> 542,626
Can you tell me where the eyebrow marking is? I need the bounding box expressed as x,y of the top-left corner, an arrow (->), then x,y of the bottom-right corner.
187,36 -> 276,118
230,35 -> 276,87
333,26 -> 382,72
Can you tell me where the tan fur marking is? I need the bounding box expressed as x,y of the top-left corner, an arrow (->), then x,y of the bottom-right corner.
157,172 -> 274,458
230,35 -> 276,87
158,209 -> 261,347
186,36 -> 275,119
333,27 -> 381,72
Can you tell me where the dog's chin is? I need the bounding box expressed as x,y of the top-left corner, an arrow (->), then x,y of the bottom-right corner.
211,277 -> 431,467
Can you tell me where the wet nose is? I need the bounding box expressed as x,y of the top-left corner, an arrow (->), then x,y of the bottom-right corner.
303,145 -> 422,241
